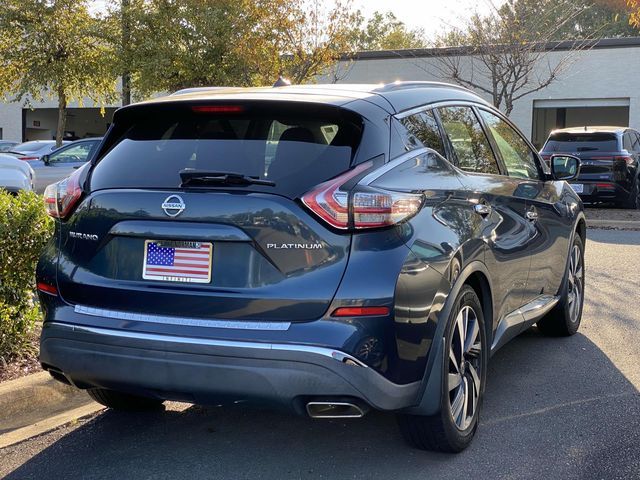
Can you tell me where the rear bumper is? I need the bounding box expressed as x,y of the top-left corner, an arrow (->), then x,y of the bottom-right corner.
570,181 -> 629,203
40,322 -> 421,412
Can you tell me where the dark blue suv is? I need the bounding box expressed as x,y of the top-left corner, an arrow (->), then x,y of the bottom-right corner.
37,82 -> 586,452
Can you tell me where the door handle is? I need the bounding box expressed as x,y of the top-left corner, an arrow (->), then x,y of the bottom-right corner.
474,203 -> 491,217
526,210 -> 538,221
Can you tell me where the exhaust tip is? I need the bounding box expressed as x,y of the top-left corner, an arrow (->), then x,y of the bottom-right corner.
306,401 -> 366,419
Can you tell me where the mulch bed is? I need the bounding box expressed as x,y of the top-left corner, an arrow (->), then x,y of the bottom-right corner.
585,206 -> 640,222
0,353 -> 41,383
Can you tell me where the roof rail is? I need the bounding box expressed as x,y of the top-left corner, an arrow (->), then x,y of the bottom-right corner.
170,87 -> 230,96
373,81 -> 470,93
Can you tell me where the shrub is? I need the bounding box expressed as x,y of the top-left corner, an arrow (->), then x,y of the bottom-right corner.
0,190 -> 53,360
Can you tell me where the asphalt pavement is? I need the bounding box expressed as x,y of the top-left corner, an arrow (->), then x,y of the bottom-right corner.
1,229 -> 639,480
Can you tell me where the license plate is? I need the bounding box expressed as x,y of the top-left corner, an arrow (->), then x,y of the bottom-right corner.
143,240 -> 212,283
571,184 -> 584,194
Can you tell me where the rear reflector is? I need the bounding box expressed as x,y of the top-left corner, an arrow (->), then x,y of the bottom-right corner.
37,282 -> 58,296
332,306 -> 390,317
19,156 -> 38,161
191,105 -> 244,114
595,183 -> 615,189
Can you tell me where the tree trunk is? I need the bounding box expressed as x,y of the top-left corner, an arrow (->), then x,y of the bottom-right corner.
56,87 -> 67,147
121,0 -> 131,105
504,98 -> 514,116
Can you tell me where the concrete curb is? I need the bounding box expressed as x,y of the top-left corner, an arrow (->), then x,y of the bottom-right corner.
0,371 -> 102,449
587,219 -> 640,230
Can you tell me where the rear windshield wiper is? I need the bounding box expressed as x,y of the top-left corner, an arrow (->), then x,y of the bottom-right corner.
179,169 -> 275,187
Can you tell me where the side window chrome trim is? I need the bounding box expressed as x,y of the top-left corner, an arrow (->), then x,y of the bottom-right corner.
358,147 -> 438,186
395,100 -> 494,120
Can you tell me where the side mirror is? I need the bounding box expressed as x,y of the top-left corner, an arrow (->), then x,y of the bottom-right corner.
42,154 -> 50,166
550,154 -> 581,181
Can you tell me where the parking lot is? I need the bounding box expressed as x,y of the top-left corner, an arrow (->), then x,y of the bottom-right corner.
1,228 -> 638,480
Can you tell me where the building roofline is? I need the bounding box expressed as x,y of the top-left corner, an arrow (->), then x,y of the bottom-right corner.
346,37 -> 640,61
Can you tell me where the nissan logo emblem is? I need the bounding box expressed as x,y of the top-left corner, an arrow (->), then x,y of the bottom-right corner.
161,195 -> 186,217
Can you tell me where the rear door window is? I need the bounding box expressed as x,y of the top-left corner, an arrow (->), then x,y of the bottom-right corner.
49,142 -> 94,164
543,132 -> 619,153
438,106 -> 500,175
90,103 -> 363,198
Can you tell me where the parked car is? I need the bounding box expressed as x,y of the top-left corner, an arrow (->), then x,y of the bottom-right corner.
540,126 -> 640,208
0,153 -> 34,193
5,140 -> 70,161
0,140 -> 18,152
37,82 -> 586,453
31,138 -> 102,193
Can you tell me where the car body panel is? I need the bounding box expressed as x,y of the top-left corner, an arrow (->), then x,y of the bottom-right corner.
37,82 -> 584,415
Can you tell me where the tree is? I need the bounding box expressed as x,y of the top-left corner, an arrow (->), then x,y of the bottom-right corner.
422,0 -> 595,115
0,0 -> 116,145
351,11 -> 427,51
595,0 -> 640,29
103,0 -> 359,99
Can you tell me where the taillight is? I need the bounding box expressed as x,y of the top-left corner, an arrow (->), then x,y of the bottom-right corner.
44,166 -> 84,218
301,163 -> 423,230
19,156 -> 38,161
591,156 -> 634,165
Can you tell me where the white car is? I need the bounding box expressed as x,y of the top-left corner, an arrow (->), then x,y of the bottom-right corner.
0,153 -> 35,193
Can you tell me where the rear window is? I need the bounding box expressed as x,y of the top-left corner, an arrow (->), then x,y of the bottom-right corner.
15,142 -> 49,152
543,132 -> 619,153
90,103 -> 363,198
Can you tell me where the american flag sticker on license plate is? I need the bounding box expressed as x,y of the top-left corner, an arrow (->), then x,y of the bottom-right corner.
142,240 -> 212,283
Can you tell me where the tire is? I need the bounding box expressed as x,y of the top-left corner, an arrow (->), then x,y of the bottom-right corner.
397,285 -> 488,453
624,179 -> 640,209
537,234 -> 585,336
87,388 -> 165,411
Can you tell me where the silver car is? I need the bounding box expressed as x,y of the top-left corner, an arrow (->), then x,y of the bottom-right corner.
0,154 -> 34,193
5,140 -> 69,160
8,139 -> 101,193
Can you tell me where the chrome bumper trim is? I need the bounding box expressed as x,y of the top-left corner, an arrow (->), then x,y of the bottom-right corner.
46,322 -> 368,368
74,304 -> 291,331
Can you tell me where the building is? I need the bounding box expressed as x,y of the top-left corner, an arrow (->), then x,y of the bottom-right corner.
1,38 -> 639,148
0,97 -> 119,143
327,37 -> 640,148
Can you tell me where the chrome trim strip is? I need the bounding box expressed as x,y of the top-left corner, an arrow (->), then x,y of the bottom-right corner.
46,322 -> 368,368
74,304 -> 291,331
519,294 -> 559,323
394,99 -> 491,119
491,295 -> 559,352
358,147 -> 434,186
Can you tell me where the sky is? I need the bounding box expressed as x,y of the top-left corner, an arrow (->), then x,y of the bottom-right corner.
353,0 -> 500,38
90,1 -> 501,38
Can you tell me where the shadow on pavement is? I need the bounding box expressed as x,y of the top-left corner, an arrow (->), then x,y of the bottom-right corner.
2,327 -> 638,480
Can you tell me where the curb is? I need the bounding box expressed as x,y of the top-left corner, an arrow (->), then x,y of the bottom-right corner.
0,371 -> 102,449
587,219 -> 640,230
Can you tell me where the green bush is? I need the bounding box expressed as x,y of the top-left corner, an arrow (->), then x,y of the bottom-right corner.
0,190 -> 53,360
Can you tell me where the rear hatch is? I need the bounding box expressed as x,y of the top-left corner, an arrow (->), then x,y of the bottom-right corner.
541,131 -> 628,182
56,100 -> 369,322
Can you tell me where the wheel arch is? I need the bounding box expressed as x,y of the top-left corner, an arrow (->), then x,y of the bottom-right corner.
405,259 -> 494,415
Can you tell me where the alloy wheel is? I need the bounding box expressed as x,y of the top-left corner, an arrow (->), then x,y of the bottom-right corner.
448,305 -> 482,430
567,244 -> 584,323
